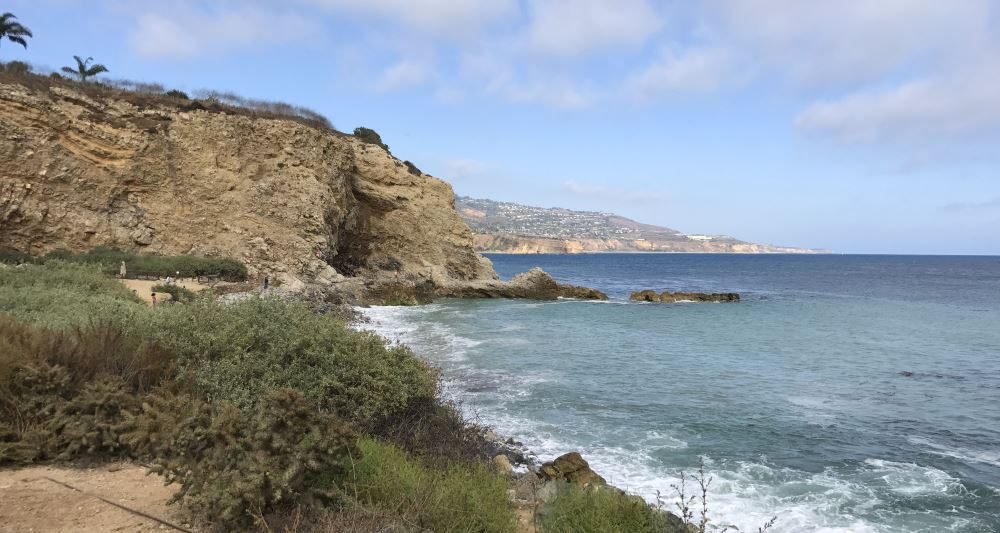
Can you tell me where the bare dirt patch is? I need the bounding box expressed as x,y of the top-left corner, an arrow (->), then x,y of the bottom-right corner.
120,279 -> 208,305
0,463 -> 195,532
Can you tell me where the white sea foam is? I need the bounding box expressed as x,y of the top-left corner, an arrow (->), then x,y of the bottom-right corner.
907,436 -> 1000,467
863,458 -> 963,496
354,303 -> 981,533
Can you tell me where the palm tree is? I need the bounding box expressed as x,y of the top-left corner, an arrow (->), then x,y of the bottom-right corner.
61,55 -> 108,82
0,12 -> 33,52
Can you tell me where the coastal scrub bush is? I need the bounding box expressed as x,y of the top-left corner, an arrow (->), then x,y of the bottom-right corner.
346,438 -> 516,532
139,298 -> 438,427
133,389 -> 358,530
164,89 -> 188,99
541,486 -> 686,533
0,313 -> 175,464
0,247 -> 35,264
3,247 -> 247,281
0,60 -> 30,75
353,127 -> 389,152
152,284 -> 197,303
0,262 -> 144,328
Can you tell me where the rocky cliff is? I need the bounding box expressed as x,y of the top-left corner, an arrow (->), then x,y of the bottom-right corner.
0,81 -> 497,292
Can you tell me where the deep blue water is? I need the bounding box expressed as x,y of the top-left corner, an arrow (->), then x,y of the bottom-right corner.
362,254 -> 1000,532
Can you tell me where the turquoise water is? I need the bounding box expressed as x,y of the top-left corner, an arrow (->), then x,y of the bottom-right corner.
362,254 -> 1000,532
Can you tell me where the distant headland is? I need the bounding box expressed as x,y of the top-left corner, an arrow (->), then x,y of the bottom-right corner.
457,196 -> 825,254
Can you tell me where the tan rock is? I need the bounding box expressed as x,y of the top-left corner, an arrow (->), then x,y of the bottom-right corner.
493,454 -> 514,474
0,81 -> 494,290
537,452 -> 607,488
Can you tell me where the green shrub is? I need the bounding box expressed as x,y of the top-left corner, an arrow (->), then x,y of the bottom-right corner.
47,378 -> 140,461
0,248 -> 35,264
0,247 -> 247,281
353,127 -> 389,152
0,61 -> 31,75
347,438 -> 516,533
541,486 -> 686,533
0,314 -> 175,464
0,262 -> 144,329
134,389 -> 358,530
152,284 -> 197,303
140,298 -> 438,427
164,89 -> 189,100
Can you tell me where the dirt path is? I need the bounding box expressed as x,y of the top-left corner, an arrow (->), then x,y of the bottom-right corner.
0,463 -> 195,532
120,279 -> 208,305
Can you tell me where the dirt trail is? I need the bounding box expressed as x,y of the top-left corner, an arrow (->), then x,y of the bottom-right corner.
0,463 -> 194,532
120,279 -> 208,305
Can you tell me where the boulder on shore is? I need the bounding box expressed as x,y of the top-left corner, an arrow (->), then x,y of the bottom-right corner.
537,452 -> 606,488
436,267 -> 608,301
630,290 -> 740,303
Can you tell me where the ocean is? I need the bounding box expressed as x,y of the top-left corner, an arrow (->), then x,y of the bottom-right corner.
361,254 -> 1000,532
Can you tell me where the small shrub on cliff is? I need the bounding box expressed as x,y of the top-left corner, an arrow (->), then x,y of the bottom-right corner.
0,60 -> 30,75
164,89 -> 189,100
541,486 -> 686,533
353,127 -> 389,152
346,438 -> 516,533
133,389 -> 358,530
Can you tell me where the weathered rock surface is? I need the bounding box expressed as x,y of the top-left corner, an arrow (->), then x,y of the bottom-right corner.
435,267 -> 608,301
630,289 -> 740,303
0,82 -> 495,290
537,452 -> 607,488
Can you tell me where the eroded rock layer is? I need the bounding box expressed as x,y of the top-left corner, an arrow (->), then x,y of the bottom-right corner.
0,82 -> 496,290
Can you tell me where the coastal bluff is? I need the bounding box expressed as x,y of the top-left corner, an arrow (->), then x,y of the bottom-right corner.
0,80 -> 501,300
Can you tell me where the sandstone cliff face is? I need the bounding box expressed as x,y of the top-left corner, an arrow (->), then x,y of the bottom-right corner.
0,82 -> 496,289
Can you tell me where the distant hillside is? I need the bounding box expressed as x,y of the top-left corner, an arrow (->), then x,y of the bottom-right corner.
456,197 -> 820,254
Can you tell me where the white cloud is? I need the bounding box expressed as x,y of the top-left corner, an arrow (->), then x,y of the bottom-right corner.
524,0 -> 662,57
304,0 -> 517,39
374,58 -> 433,91
625,47 -> 735,98
795,64 -> 1000,143
707,0 -> 994,86
131,6 -> 317,60
442,157 -> 490,180
562,180 -> 666,205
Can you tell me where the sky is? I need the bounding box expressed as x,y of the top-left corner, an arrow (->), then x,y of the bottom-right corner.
3,0 -> 999,254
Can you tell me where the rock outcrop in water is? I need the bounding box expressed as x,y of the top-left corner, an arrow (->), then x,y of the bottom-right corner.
630,290 -> 740,303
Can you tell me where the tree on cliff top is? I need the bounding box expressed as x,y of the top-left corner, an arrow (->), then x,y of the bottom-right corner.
0,13 -> 32,52
354,127 -> 390,152
61,55 -> 109,82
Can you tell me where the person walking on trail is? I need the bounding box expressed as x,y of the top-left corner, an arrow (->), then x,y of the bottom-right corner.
151,293 -> 157,309
119,261 -> 127,279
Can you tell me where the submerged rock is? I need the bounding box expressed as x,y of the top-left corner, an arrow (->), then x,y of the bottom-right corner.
630,290 -> 740,303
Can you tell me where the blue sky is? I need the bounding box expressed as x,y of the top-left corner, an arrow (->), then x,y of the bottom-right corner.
4,0 -> 999,254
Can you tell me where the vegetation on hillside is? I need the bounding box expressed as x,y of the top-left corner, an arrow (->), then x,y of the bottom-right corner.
353,127 -> 390,152
60,55 -> 108,82
0,263 -> 513,530
0,247 -> 247,281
